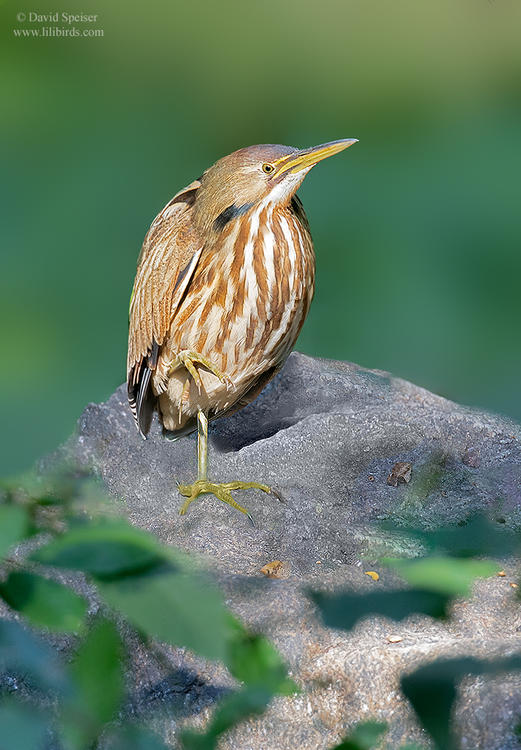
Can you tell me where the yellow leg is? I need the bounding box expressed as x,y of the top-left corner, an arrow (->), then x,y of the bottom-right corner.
169,350 -> 232,393
178,410 -> 273,522
197,409 -> 208,481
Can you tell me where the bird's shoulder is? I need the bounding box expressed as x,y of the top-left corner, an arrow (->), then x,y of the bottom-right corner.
136,179 -> 201,269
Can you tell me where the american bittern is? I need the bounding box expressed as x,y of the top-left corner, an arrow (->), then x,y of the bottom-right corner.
127,139 -> 357,519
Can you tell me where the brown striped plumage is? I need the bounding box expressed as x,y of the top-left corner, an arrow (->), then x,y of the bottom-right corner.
127,139 -> 357,518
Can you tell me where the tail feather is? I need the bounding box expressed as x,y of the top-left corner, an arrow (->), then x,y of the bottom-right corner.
128,342 -> 159,439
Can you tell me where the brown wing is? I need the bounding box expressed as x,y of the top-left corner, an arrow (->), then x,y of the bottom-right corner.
127,179 -> 203,437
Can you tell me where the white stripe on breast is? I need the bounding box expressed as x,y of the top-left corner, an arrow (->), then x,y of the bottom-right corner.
242,206 -> 261,301
260,207 -> 276,317
278,214 -> 297,291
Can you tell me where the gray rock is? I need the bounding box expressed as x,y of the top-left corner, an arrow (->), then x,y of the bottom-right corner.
62,352 -> 521,749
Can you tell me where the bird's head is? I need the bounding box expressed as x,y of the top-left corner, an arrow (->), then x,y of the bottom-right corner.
193,139 -> 358,234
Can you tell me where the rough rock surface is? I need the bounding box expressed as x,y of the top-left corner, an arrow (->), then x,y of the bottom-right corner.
63,352 -> 521,749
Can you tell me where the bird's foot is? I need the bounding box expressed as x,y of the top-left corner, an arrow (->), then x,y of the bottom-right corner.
169,350 -> 232,393
177,479 -> 273,522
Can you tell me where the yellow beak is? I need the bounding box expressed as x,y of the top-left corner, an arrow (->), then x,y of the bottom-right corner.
273,138 -> 358,177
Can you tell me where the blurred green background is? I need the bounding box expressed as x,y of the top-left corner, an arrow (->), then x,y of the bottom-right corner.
1,0 -> 520,475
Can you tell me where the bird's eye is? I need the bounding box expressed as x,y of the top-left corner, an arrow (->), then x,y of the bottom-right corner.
262,163 -> 275,175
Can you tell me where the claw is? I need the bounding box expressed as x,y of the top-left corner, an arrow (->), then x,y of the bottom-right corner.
169,350 -> 233,395
177,479 -> 272,520
183,356 -> 203,391
268,487 -> 285,503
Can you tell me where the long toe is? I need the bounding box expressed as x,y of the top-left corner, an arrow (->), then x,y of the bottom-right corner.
176,479 -> 271,518
222,481 -> 272,494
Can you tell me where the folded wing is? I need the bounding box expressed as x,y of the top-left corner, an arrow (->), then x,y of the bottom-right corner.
127,179 -> 203,437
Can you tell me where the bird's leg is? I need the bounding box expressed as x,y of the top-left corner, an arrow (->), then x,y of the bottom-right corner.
177,409 -> 273,521
197,408 -> 208,481
169,351 -> 232,393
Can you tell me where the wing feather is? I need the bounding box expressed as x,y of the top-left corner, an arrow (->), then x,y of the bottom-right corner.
127,180 -> 203,436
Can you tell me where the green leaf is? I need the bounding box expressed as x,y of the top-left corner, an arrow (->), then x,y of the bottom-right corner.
401,655 -> 521,750
310,588 -> 450,631
182,625 -> 298,749
383,556 -> 500,596
227,627 -> 297,695
106,725 -> 171,750
98,566 -> 231,662
0,505 -> 30,559
0,619 -> 67,692
330,720 -> 387,749
0,699 -> 49,750
61,617 -> 124,750
0,571 -> 87,632
181,687 -> 273,750
380,515 -> 519,559
31,518 -> 167,579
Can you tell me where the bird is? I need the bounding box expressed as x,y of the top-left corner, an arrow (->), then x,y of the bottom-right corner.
127,138 -> 358,519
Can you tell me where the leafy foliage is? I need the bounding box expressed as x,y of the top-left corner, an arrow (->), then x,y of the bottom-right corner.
310,587 -> 451,630
401,656 -> 521,750
330,720 -> 387,749
181,688 -> 273,750
226,626 -> 297,694
0,618 -> 68,692
310,513 -> 520,750
0,504 -> 32,559
180,623 -> 299,748
98,566 -> 231,662
61,617 -> 124,750
31,518 -> 167,579
0,471 -> 519,750
0,474 -> 296,749
382,556 -> 499,597
0,700 -> 49,750
106,725 -> 171,749
0,571 -> 87,632
380,514 -> 520,559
